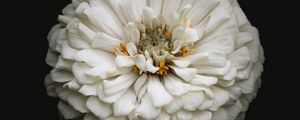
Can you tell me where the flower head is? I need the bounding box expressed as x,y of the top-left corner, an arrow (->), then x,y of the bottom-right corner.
45,0 -> 264,119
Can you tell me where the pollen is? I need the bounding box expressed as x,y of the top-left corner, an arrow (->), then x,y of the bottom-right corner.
164,31 -> 172,38
183,18 -> 188,25
177,47 -> 189,56
156,60 -> 169,76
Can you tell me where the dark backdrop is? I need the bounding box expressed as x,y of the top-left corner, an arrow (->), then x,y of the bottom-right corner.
2,0 -> 298,119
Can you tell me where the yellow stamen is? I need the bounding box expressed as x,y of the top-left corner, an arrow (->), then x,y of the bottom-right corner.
177,47 -> 189,56
189,23 -> 193,28
114,43 -> 129,56
183,18 -> 188,25
164,31 -> 172,38
132,65 -> 140,73
156,60 -> 169,76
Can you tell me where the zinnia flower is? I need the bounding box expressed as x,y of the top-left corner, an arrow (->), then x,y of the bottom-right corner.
45,0 -> 264,119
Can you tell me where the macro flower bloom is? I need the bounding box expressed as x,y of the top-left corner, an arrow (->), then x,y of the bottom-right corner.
45,0 -> 264,120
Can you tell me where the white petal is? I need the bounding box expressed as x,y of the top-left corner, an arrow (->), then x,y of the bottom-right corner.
79,83 -> 100,96
67,20 -> 92,49
170,66 -> 197,81
55,86 -> 72,101
47,24 -> 61,51
164,74 -> 190,96
148,0 -> 163,15
162,0 -> 181,20
97,84 -> 126,103
84,114 -> 99,120
171,57 -> 190,68
188,0 -> 220,25
50,69 -> 73,83
92,32 -> 122,52
182,92 -> 204,111
113,89 -> 136,116
54,29 -> 67,52
235,73 -> 256,94
61,41 -> 79,60
165,97 -> 183,113
86,96 -> 112,119
192,111 -> 212,120
115,55 -> 135,68
72,63 -> 100,84
106,0 -> 128,25
44,74 -> 57,97
189,85 -> 214,98
83,6 -> 123,38
142,7 -> 155,28
63,80 -> 81,91
103,72 -> 139,95
176,110 -> 192,120
45,49 -> 58,67
210,86 -> 229,111
196,61 -> 231,76
157,111 -> 170,120
67,92 -> 89,113
86,62 -> 122,79
229,47 -> 251,70
211,108 -> 227,120
147,76 -> 173,107
133,74 -> 147,96
75,49 -> 114,67
188,52 -> 210,66
235,32 -> 253,49
58,101 -> 82,119
190,74 -> 218,86
198,97 -> 214,110
233,6 -> 248,26
135,94 -> 160,119
124,22 -> 140,44
205,6 -> 230,32
223,66 -> 237,81
78,23 -> 96,43
127,42 -> 138,56
55,56 -> 74,71
224,100 -> 242,119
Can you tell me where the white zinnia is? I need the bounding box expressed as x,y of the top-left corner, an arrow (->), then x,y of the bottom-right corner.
45,0 -> 264,120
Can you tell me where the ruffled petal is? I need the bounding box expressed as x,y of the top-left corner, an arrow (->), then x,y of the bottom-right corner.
147,76 -> 173,107
135,94 -> 160,119
67,92 -> 89,113
164,74 -> 190,96
92,32 -> 122,52
103,72 -> 139,95
75,49 -> 114,67
113,89 -> 136,116
170,66 -> 197,81
192,111 -> 212,120
58,101 -> 82,119
190,74 -> 218,86
50,69 -> 73,83
86,96 -> 112,119
72,63 -> 100,84
182,92 -> 204,111
79,82 -> 100,96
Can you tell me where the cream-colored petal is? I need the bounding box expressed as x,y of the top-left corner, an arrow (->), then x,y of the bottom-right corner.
176,110 -> 192,120
44,74 -> 57,97
235,32 -> 253,49
198,97 -> 214,110
135,94 -> 160,119
50,69 -> 73,83
124,22 -> 140,44
229,47 -> 251,70
97,84 -> 127,103
148,0 -> 163,15
148,76 -> 173,107
196,61 -> 231,76
92,32 -> 122,53
103,72 -> 139,95
58,101 -> 82,119
78,23 -> 96,43
192,111 -> 212,120
84,114 -> 99,120
211,108 -> 227,120
63,80 -> 81,91
170,66 -> 197,81
115,55 -> 135,68
86,96 -> 112,119
190,74 -> 218,86
210,86 -> 229,111
126,42 -> 138,56
113,89 -> 136,116
133,74 -> 147,96
182,92 -> 204,111
67,20 -> 92,49
164,74 -> 190,96
55,56 -> 74,71
61,41 -> 79,60
83,6 -> 123,39
45,49 -> 58,67
164,97 -> 183,114
72,63 -> 100,84
67,92 -> 89,113
75,49 -> 114,67
142,7 -> 155,28
79,82 -> 100,96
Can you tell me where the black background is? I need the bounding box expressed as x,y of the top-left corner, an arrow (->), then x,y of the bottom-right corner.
2,0 -> 299,119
